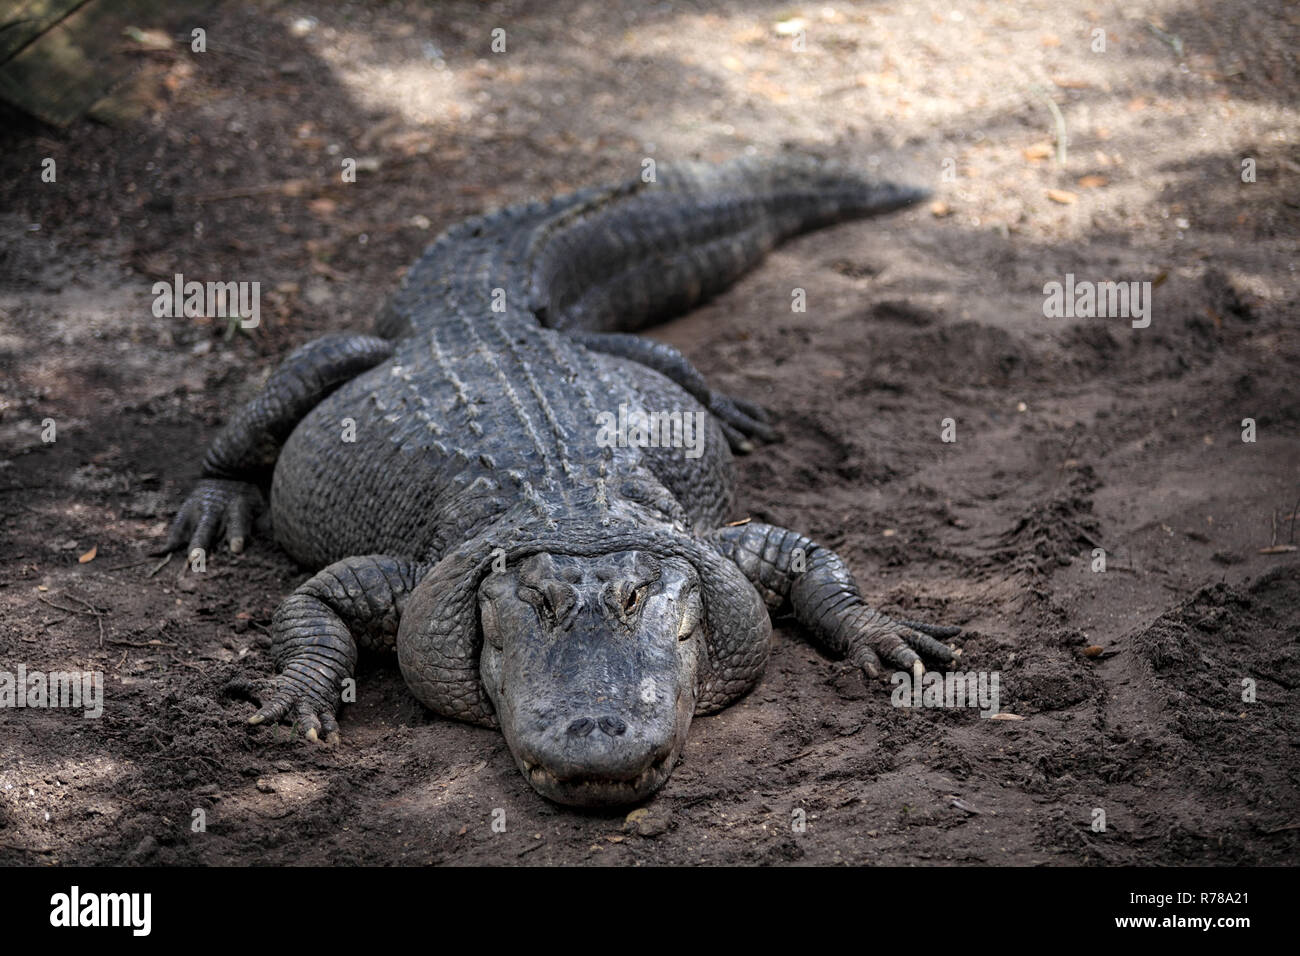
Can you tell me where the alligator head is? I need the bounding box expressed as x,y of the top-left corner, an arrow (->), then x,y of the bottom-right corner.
477,550 -> 702,806
396,523 -> 771,807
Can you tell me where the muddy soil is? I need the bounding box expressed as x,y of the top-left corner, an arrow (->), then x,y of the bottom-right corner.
1,0 -> 1297,865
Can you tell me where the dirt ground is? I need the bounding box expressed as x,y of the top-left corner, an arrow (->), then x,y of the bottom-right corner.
1,0 -> 1297,866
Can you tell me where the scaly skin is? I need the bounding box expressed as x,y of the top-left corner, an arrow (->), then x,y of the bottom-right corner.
164,155 -> 960,806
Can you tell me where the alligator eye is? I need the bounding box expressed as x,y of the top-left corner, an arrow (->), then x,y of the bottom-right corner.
624,585 -> 647,614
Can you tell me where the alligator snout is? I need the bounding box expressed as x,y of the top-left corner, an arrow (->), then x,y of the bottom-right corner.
567,716 -> 626,737
528,708 -> 673,777
518,711 -> 679,806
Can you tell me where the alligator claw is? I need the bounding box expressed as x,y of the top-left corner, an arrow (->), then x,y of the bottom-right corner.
727,394 -> 772,425
850,613 -> 962,681
156,478 -> 264,558
717,422 -> 753,455
227,675 -> 340,745
710,393 -> 779,453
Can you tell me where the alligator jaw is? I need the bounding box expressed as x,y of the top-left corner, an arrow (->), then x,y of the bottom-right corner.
520,748 -> 677,808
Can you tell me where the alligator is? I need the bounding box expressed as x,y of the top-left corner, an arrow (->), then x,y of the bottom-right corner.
160,155 -> 961,806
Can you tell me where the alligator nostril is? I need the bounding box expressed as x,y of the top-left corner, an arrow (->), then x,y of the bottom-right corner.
598,716 -> 627,737
567,717 -> 596,737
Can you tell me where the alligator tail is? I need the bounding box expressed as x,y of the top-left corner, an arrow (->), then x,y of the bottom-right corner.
527,154 -> 930,332
376,155 -> 928,339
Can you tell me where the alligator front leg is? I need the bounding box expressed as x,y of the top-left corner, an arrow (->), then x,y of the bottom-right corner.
158,333 -> 395,556
568,331 -> 777,452
708,522 -> 961,679
228,554 -> 427,742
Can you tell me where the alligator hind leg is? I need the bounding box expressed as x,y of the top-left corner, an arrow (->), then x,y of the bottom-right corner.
569,331 -> 777,452
227,554 -> 427,742
158,334 -> 395,557
709,522 -> 961,679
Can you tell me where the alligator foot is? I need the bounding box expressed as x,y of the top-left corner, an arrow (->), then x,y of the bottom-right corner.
709,392 -> 778,454
569,331 -> 779,453
155,478 -> 263,557
845,611 -> 961,680
225,554 -> 424,745
708,521 -> 963,680
226,674 -> 341,744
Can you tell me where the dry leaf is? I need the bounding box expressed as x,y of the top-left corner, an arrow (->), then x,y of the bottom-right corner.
1052,77 -> 1091,89
1259,545 -> 1298,554
1082,645 -> 1105,657
1077,175 -> 1109,189
1047,189 -> 1078,204
79,546 -> 97,564
1023,142 -> 1053,161
929,200 -> 952,217
989,713 -> 1025,720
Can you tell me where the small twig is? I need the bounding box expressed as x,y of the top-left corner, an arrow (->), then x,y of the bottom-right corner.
775,746 -> 821,767
175,178 -> 316,204
36,596 -> 85,615
38,594 -> 107,647
66,593 -> 107,648
102,556 -> 155,572
166,653 -> 208,674
176,34 -> 266,62
64,593 -> 105,615
1031,85 -> 1068,165
147,553 -> 173,578
1146,21 -> 1184,58
1261,820 -> 1300,835
1049,433 -> 1079,497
